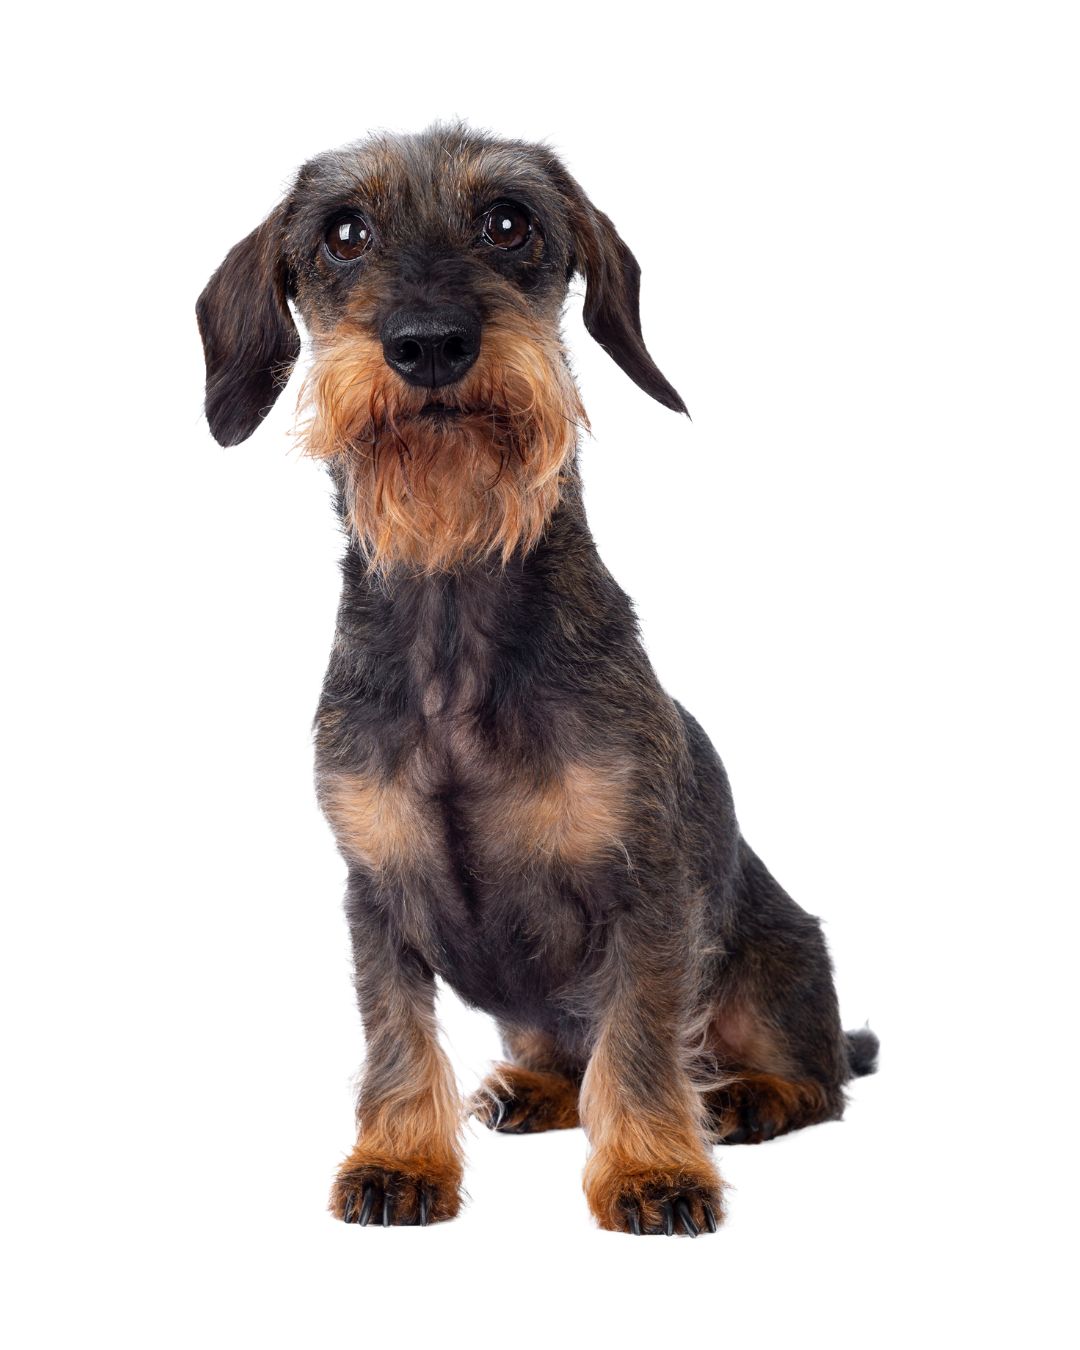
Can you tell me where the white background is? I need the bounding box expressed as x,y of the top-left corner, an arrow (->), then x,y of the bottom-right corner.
3,3 -> 1077,1346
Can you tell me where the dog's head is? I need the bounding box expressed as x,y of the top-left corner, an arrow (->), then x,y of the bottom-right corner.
197,124 -> 685,572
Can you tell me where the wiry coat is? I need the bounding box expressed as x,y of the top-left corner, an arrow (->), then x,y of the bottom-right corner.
197,124 -> 877,1237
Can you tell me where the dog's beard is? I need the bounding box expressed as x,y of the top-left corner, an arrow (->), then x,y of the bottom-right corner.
299,314 -> 586,574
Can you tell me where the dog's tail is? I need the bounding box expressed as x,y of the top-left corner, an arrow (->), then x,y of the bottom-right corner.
845,1026 -> 880,1078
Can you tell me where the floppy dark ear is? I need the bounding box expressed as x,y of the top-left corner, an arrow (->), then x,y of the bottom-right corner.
557,172 -> 687,414
196,205 -> 300,446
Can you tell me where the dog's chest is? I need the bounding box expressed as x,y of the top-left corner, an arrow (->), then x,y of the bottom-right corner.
317,571 -> 636,1005
320,690 -> 632,891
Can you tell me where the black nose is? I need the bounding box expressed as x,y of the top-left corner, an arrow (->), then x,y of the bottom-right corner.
380,305 -> 481,388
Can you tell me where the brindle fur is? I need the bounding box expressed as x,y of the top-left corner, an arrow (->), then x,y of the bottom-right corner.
197,123 -> 877,1237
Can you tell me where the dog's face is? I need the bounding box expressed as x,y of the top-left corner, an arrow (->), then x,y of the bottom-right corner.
197,125 -> 684,571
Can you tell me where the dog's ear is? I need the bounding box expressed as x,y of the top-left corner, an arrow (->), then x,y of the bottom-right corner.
554,167 -> 687,415
196,204 -> 300,446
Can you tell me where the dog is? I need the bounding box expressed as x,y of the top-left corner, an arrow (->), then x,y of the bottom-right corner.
196,123 -> 878,1237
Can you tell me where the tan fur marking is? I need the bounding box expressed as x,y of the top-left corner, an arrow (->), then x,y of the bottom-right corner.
355,1032 -> 463,1162
580,1024 -> 725,1233
299,306 -> 586,574
330,981 -> 465,1224
473,1064 -> 581,1132
318,770 -> 434,873
705,1072 -> 837,1143
482,758 -> 633,866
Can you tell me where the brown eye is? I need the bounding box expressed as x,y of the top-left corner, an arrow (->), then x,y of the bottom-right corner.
482,202 -> 531,250
324,214 -> 372,261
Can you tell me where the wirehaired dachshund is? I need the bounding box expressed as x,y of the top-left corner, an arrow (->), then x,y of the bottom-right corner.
196,123 -> 878,1237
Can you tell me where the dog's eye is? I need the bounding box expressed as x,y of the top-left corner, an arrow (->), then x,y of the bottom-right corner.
325,214 -> 373,261
482,203 -> 531,250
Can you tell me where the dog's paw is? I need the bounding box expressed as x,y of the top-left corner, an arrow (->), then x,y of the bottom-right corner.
472,1065 -> 580,1134
584,1155 -> 725,1237
707,1073 -> 837,1145
331,1148 -> 463,1227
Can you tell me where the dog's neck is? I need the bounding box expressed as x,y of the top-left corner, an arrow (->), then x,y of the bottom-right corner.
327,478 -> 624,715
343,476 -> 592,608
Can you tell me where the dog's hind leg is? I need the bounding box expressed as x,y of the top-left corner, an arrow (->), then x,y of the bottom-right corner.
473,1025 -> 583,1134
703,841 -> 879,1145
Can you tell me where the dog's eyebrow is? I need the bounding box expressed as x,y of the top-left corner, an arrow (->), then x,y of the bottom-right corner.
456,174 -> 554,223
473,176 -> 548,204
457,147 -> 553,206
322,173 -> 397,215
293,147 -> 405,216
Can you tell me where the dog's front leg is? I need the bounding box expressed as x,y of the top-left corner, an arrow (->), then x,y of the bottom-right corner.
330,876 -> 463,1226
581,914 -> 724,1237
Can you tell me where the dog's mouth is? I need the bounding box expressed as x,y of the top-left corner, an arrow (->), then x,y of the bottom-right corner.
417,400 -> 467,422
